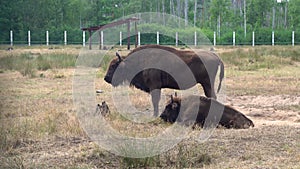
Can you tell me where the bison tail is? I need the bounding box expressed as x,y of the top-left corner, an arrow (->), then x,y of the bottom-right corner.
217,61 -> 224,93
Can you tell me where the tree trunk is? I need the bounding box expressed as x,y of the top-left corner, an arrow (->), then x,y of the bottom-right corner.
284,1 -> 287,29
170,0 -> 172,14
272,6 -> 275,29
194,0 -> 197,27
244,0 -> 246,38
239,0 -> 243,27
185,0 -> 188,26
171,0 -> 175,16
177,0 -> 181,26
218,14 -> 221,38
202,0 -> 206,27
163,0 -> 165,25
177,0 -> 181,17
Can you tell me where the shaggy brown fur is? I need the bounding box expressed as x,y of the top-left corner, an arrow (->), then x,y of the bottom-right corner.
160,95 -> 254,129
104,45 -> 224,116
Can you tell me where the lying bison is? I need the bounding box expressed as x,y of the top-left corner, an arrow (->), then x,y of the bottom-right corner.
104,45 -> 224,116
160,95 -> 254,129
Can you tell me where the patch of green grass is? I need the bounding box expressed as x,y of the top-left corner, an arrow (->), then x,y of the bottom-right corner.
99,54 -> 114,72
220,46 -> 299,71
175,142 -> 212,168
20,58 -> 37,77
54,74 -> 65,78
121,156 -> 160,168
96,54 -> 112,78
36,53 -> 77,70
0,52 -> 77,77
276,105 -> 300,112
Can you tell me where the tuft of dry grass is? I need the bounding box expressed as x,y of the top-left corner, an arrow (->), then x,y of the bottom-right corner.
0,69 -> 85,152
217,46 -> 300,71
224,64 -> 300,96
0,48 -> 78,77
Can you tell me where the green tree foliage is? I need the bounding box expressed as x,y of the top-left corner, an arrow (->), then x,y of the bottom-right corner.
210,0 -> 231,36
0,0 -> 299,45
247,0 -> 273,29
289,0 -> 300,30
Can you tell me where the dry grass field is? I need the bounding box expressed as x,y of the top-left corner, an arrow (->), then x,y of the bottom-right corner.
0,45 -> 299,168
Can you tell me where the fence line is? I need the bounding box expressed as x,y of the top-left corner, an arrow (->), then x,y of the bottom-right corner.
5,30 -> 298,47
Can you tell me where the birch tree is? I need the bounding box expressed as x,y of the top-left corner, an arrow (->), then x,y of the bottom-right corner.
184,0 -> 188,26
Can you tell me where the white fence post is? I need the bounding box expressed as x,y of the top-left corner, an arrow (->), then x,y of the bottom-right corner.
64,31 -> 67,45
10,30 -> 13,46
119,31 -> 122,46
28,30 -> 31,46
101,31 -> 104,49
292,31 -> 295,46
46,31 -> 49,46
194,31 -> 197,47
138,31 -> 141,46
233,31 -> 236,46
83,31 -> 86,47
157,31 -> 159,45
175,32 -> 178,47
213,31 -> 216,46
252,31 -> 255,47
272,31 -> 274,46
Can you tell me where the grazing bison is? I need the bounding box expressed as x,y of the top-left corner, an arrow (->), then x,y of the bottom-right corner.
104,45 -> 224,116
160,95 -> 254,129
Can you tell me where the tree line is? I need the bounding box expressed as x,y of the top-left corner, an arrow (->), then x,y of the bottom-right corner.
0,0 -> 299,45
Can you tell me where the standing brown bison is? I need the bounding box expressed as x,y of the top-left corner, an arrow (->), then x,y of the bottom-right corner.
160,95 -> 254,129
104,45 -> 224,116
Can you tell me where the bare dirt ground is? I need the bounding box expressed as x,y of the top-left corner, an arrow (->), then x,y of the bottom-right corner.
0,47 -> 299,168
228,95 -> 300,125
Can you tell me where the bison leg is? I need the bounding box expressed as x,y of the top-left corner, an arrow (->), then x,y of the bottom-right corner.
201,82 -> 217,99
150,89 -> 161,117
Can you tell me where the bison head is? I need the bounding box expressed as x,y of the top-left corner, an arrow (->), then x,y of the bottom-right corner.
104,52 -> 125,86
160,95 -> 181,123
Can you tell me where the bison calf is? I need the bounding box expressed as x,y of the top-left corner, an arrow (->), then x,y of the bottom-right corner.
160,95 -> 254,129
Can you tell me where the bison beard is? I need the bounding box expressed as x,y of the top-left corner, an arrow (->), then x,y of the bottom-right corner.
104,45 -> 224,116
160,95 -> 254,129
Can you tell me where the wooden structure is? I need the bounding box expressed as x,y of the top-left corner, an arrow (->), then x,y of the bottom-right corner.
81,17 -> 139,50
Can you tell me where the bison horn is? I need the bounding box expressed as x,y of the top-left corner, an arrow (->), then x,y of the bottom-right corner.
116,52 -> 122,62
